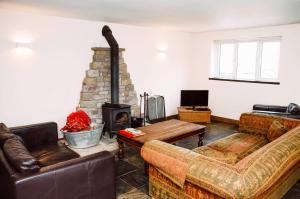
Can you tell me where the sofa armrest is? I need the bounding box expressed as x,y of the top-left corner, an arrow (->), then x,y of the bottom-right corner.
141,140 -> 200,187
13,151 -> 115,199
10,122 -> 58,150
142,140 -> 240,198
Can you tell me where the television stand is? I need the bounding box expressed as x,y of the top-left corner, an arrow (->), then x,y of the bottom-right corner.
178,106 -> 211,123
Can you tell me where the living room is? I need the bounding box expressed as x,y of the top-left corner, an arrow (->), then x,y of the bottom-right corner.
0,1 -> 300,199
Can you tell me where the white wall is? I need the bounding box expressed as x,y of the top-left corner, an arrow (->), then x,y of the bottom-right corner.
2,9 -> 298,126
190,24 -> 300,120
0,9 -> 192,128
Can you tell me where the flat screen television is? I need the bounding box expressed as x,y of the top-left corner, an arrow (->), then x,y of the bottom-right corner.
180,90 -> 209,108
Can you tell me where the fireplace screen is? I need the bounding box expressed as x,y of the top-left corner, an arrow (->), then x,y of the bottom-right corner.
147,95 -> 166,123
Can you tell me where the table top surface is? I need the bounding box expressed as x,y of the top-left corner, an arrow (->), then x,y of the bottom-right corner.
118,119 -> 206,144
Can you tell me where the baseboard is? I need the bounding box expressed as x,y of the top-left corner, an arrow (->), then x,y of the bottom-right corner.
211,115 -> 239,126
166,114 -> 179,120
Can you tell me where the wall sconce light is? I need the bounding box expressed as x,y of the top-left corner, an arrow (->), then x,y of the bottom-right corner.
157,49 -> 166,54
156,45 -> 167,52
156,47 -> 167,60
15,42 -> 32,49
14,41 -> 32,54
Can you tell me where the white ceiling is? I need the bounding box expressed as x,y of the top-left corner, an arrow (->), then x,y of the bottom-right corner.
1,0 -> 300,32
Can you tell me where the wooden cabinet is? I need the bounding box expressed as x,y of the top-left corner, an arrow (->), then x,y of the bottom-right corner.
178,107 -> 211,123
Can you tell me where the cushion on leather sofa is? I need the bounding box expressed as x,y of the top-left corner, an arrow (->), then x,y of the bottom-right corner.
0,123 -> 10,133
3,137 -> 40,172
287,103 -> 300,114
0,133 -> 17,148
0,123 -> 17,147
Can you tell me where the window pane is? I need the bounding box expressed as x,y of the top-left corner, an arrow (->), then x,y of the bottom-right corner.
261,41 -> 280,79
219,43 -> 234,77
237,42 -> 257,80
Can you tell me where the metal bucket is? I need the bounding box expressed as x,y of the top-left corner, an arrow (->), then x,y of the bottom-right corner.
63,124 -> 104,149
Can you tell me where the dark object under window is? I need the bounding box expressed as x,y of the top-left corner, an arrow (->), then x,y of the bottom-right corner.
252,103 -> 300,119
287,103 -> 300,114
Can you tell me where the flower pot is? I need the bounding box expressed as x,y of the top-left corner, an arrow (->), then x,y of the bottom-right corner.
62,124 -> 104,149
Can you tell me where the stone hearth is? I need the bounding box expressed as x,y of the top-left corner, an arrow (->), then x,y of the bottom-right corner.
61,135 -> 119,157
79,47 -> 139,127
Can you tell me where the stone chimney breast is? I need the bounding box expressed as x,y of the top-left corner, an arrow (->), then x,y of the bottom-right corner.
78,47 -> 139,126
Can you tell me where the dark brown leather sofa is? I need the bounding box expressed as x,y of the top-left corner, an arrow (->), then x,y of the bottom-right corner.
0,122 -> 116,199
253,103 -> 300,119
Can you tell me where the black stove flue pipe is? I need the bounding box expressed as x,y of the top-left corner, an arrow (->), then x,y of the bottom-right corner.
102,25 -> 119,104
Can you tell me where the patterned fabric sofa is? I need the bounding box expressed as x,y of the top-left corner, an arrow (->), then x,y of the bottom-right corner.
141,113 -> 300,199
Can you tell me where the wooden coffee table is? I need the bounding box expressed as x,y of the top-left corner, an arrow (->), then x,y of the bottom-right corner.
117,119 -> 206,159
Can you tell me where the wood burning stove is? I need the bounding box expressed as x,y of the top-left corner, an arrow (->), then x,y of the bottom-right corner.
101,25 -> 131,138
102,103 -> 131,138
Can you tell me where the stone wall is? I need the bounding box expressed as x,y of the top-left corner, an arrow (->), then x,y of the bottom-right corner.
79,47 -> 139,126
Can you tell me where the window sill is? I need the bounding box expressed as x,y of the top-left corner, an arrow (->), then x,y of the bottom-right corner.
208,77 -> 280,85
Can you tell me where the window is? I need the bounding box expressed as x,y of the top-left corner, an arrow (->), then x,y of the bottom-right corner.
212,37 -> 281,83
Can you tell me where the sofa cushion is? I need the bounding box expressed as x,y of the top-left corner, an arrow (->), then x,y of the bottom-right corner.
287,103 -> 300,114
3,137 -> 40,173
0,123 -> 10,133
0,133 -> 18,148
205,133 -> 268,162
193,146 -> 238,164
30,142 -> 79,167
267,120 -> 288,141
0,123 -> 16,148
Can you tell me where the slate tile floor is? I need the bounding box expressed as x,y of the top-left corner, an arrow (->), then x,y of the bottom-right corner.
116,121 -> 300,199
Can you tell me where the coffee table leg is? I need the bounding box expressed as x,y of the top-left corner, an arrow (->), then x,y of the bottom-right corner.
118,139 -> 125,159
144,163 -> 149,174
198,134 -> 204,146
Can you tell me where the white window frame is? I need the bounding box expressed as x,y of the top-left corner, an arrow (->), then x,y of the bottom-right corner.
213,37 -> 281,82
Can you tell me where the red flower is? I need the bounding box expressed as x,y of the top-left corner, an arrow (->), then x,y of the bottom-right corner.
61,110 -> 92,132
